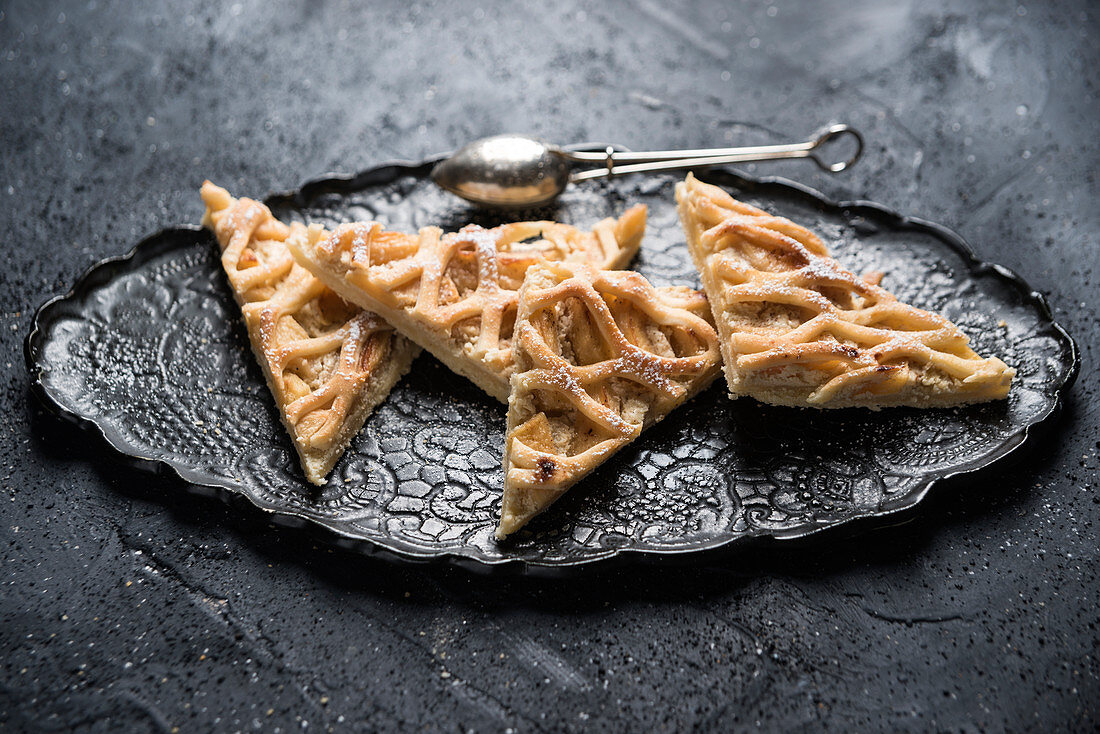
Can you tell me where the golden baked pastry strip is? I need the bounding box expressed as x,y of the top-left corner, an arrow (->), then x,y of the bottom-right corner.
289,207 -> 646,402
201,182 -> 419,484
675,173 -> 1014,409
498,262 -> 722,538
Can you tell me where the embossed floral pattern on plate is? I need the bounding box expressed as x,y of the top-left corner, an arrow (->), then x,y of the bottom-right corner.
26,165 -> 1079,571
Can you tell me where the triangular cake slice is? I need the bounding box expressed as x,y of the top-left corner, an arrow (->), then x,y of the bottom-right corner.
675,173 -> 1014,409
289,206 -> 646,402
201,182 -> 420,484
497,262 -> 722,538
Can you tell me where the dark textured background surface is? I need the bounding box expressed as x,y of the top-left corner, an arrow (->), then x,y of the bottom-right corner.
2,0 -> 1097,731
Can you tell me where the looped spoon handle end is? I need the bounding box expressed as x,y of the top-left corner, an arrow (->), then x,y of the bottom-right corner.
809,124 -> 863,173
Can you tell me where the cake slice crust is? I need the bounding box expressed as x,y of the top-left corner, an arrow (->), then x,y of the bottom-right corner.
498,262 -> 722,538
289,207 -> 646,403
201,182 -> 419,484
675,174 -> 1014,409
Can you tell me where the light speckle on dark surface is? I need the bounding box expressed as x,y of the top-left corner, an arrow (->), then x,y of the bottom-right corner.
2,0 -> 1098,731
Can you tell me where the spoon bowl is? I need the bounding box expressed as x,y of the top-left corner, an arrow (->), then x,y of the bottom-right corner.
431,134 -> 571,208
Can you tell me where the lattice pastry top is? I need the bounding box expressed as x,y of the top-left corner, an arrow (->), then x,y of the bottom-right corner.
201,182 -> 419,484
498,262 -> 722,538
675,174 -> 1014,409
289,206 -> 646,402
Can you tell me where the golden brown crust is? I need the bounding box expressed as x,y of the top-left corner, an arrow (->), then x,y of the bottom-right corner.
675,173 -> 1014,409
201,182 -> 419,484
498,262 -> 722,538
289,207 -> 647,403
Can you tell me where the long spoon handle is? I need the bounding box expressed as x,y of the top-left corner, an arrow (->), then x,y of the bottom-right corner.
566,124 -> 863,182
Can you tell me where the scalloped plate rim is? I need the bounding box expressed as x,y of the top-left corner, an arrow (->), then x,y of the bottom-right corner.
24,159 -> 1081,575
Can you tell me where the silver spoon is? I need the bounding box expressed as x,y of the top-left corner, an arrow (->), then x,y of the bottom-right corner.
431,123 -> 863,208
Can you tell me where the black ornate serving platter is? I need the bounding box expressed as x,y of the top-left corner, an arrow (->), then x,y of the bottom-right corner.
25,161 -> 1078,573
